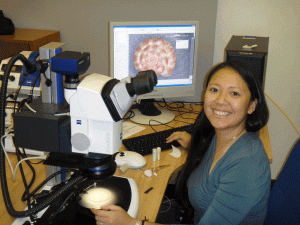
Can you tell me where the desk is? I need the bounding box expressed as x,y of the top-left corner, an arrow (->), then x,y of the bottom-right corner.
0,104 -> 272,224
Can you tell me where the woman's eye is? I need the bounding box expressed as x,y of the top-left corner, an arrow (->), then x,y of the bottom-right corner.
210,88 -> 218,92
231,92 -> 240,96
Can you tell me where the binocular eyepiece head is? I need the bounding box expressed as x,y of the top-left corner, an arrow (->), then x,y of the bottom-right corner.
126,70 -> 157,97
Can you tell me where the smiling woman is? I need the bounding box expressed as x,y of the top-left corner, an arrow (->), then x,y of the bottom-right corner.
173,60 -> 270,225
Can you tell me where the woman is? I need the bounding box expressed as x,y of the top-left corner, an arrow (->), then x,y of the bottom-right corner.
91,60 -> 271,225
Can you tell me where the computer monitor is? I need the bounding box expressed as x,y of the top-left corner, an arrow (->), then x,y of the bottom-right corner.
109,21 -> 199,125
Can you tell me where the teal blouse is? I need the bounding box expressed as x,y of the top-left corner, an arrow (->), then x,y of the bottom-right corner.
187,132 -> 271,224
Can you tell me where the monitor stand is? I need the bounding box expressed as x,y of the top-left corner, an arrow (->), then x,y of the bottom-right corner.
130,99 -> 175,125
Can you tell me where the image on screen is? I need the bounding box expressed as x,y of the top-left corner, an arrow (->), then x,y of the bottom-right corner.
133,37 -> 176,78
128,32 -> 195,88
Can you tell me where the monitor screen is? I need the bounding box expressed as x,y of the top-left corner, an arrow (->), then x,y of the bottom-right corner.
109,21 -> 200,124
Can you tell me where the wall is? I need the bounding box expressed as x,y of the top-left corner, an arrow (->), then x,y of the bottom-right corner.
214,0 -> 300,179
0,0 -> 218,103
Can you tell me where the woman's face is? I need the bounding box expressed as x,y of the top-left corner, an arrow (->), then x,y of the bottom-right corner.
204,67 -> 257,133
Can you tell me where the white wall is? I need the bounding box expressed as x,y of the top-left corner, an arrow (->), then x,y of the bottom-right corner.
214,0 -> 300,179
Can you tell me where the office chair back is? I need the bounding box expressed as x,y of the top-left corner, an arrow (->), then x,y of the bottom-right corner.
264,138 -> 300,224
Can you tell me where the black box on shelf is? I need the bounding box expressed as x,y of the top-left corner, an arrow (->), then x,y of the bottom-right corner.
225,35 -> 269,89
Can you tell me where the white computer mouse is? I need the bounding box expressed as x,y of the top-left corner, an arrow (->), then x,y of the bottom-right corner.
115,151 -> 146,169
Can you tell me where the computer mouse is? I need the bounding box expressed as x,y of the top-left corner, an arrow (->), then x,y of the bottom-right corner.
115,151 -> 146,169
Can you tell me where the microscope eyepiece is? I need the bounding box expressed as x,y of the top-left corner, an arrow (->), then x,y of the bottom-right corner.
126,70 -> 157,96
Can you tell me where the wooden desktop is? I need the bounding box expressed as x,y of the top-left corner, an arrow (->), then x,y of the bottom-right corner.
0,104 -> 272,224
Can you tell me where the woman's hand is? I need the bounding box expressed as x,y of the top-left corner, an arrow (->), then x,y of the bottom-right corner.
166,131 -> 191,149
91,205 -> 136,225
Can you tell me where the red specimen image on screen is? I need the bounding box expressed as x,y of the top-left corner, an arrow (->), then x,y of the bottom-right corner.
133,37 -> 176,77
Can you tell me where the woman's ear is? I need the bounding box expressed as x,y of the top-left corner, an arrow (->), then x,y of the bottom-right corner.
248,98 -> 257,115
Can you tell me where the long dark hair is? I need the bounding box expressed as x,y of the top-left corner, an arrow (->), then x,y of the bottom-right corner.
175,60 -> 269,208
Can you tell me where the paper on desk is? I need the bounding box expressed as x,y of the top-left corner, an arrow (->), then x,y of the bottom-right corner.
122,121 -> 145,139
169,145 -> 181,158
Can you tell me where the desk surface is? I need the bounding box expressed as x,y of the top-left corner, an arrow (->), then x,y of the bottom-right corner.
0,104 -> 272,224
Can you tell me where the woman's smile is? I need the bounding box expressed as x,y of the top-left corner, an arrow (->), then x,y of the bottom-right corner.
213,110 -> 231,116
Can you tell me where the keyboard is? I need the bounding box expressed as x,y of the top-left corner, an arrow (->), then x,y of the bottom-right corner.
122,124 -> 194,156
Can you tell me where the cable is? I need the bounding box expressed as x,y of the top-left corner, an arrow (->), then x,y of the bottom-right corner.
25,102 -> 37,113
22,168 -> 78,202
13,155 -> 47,182
15,146 -> 36,221
148,119 -> 175,133
1,133 -> 15,176
146,102 -> 198,133
158,195 -> 173,213
15,146 -> 39,203
28,62 -> 43,102
24,102 -> 70,116
123,109 -> 135,121
6,94 -> 14,100
46,190 -> 76,223
54,112 -> 70,116
2,131 -> 40,219
265,92 -> 300,136
7,125 -> 14,133
13,72 -> 29,113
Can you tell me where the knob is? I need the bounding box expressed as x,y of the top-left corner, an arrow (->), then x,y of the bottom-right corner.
9,76 -> 15,82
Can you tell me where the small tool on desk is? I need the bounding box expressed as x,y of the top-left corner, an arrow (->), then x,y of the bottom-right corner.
144,187 -> 154,194
152,164 -> 170,172
137,164 -> 170,177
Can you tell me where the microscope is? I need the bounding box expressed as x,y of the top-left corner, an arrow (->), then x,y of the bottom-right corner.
0,51 -> 157,224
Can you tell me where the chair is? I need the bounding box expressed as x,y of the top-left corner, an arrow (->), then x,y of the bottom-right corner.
264,138 -> 300,225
